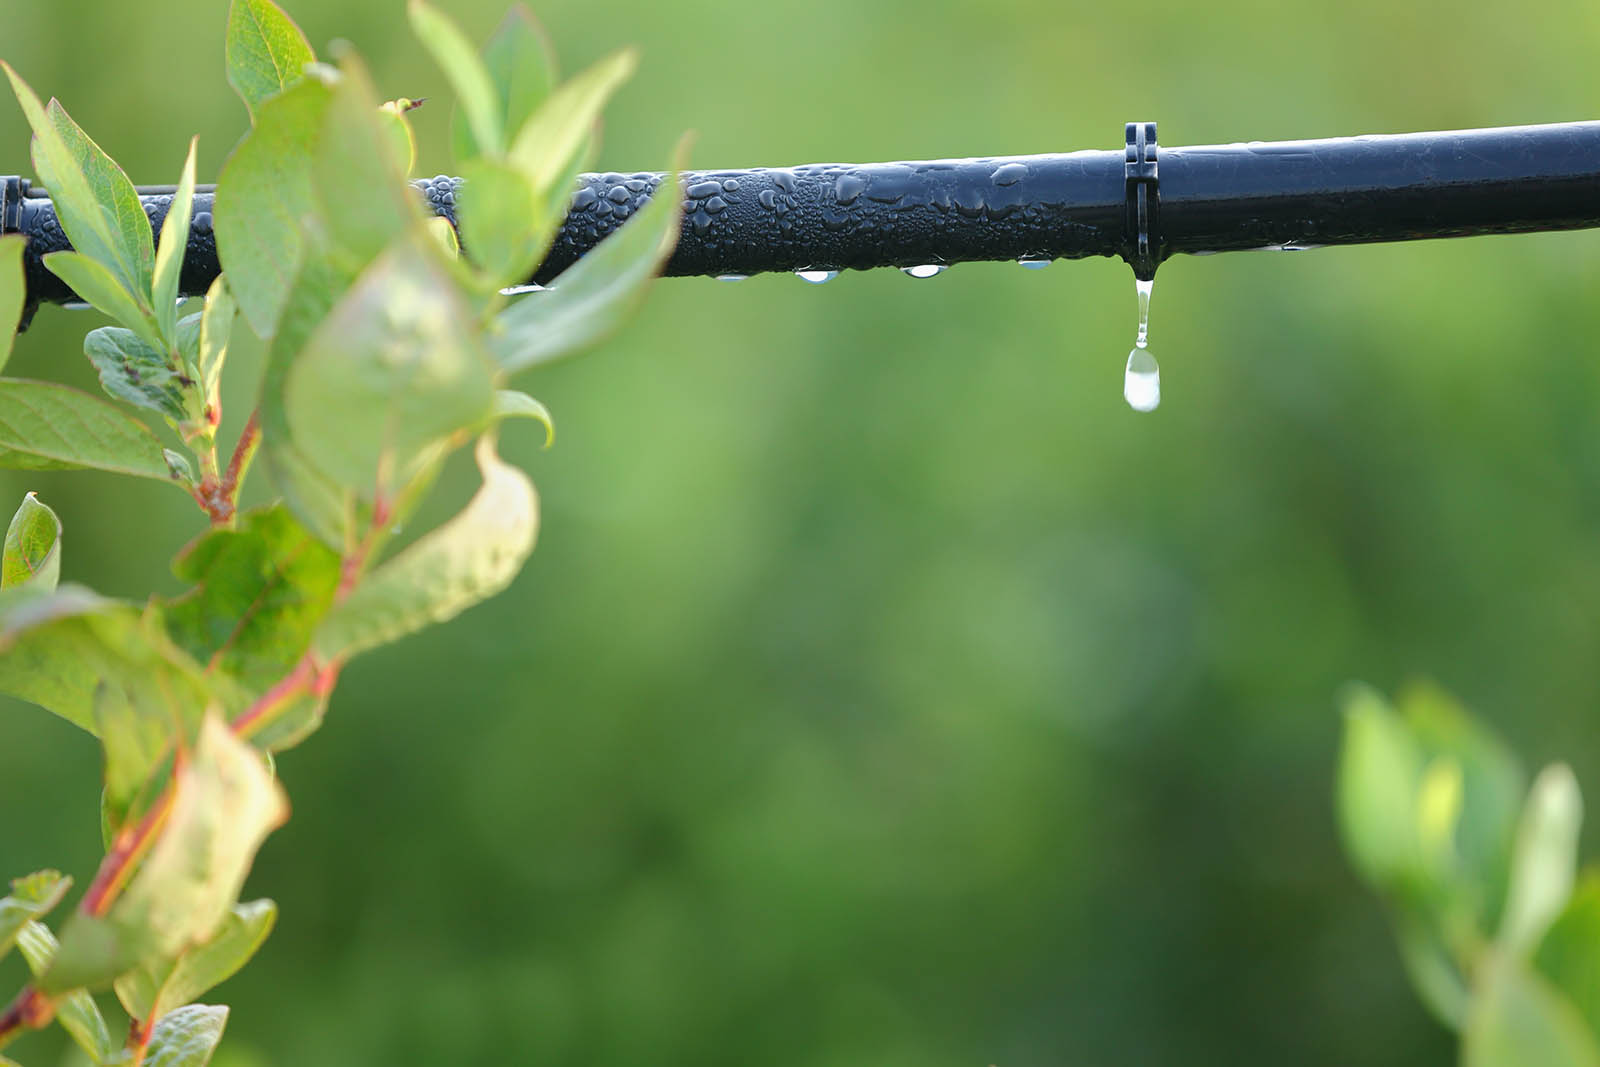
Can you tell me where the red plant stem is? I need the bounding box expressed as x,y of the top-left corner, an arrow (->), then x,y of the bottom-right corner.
0,987 -> 54,1049
222,410 -> 261,507
82,777 -> 177,918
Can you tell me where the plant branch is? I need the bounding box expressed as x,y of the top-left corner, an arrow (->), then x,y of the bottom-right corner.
222,409 -> 261,510
82,778 -> 178,918
0,987 -> 54,1051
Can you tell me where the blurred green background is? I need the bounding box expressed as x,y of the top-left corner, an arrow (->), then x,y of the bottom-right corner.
3,0 -> 1600,1063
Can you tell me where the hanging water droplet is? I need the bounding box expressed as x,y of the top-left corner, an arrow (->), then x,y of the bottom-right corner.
796,269 -> 838,285
1017,258 -> 1052,270
1124,346 -> 1161,412
901,264 -> 946,279
1134,277 -> 1153,347
716,273 -> 750,282
1124,276 -> 1160,412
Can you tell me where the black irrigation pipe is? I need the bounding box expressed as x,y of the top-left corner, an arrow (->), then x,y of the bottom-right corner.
4,120 -> 1599,326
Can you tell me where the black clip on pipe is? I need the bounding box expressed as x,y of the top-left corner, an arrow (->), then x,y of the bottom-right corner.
1123,122 -> 1160,281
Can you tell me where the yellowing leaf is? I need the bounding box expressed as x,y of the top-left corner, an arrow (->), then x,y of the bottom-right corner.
313,436 -> 537,660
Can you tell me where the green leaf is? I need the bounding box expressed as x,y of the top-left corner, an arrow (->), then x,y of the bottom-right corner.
508,49 -> 637,196
1335,685 -> 1424,889
1393,909 -> 1469,1029
489,389 -> 554,446
3,492 -> 61,591
409,0 -> 503,157
0,234 -> 26,372
16,921 -> 116,1063
314,436 -> 537,660
163,504 -> 341,692
310,55 -> 421,271
83,327 -> 198,423
1465,955 -> 1600,1067
116,900 -> 276,1024
0,378 -> 177,482
491,142 -> 684,374
0,870 -> 70,962
457,157 -> 551,289
1502,764 -> 1584,955
0,583 -> 223,746
44,251 -> 163,353
2,64 -> 151,301
153,138 -> 200,344
214,77 -> 332,337
43,716 -> 288,994
197,277 -> 235,415
143,1004 -> 228,1067
1400,681 -> 1526,924
451,5 -> 555,164
257,254 -> 356,548
283,239 -> 495,497
1537,874 -> 1600,1042
226,0 -> 315,121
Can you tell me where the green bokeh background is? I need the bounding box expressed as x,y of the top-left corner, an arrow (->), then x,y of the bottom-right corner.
3,0 -> 1600,1063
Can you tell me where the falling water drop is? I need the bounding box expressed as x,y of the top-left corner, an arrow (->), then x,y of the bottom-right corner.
796,269 -> 838,285
1123,277 -> 1160,413
1017,258 -> 1052,270
901,264 -> 946,279
716,274 -> 750,282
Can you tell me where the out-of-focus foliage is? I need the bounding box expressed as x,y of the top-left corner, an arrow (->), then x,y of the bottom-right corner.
1337,684 -> 1599,1062
2,0 -> 1599,1064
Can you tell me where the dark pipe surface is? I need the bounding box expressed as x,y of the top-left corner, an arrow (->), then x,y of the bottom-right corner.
6,121 -> 1599,317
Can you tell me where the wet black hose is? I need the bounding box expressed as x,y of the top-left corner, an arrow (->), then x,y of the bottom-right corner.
5,121 -> 1599,319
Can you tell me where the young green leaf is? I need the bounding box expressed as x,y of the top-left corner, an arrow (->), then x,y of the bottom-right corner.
143,1004 -> 228,1067
2,63 -> 151,301
451,4 -> 556,164
1393,910 -> 1469,1029
283,239 -> 495,497
313,436 -> 537,660
1537,875 -> 1600,1042
214,77 -> 332,337
197,276 -> 236,413
116,900 -> 276,1024
3,492 -> 61,591
508,49 -> 638,196
1502,764 -> 1584,955
376,99 -> 419,177
153,138 -> 200,343
43,715 -> 288,994
489,389 -> 554,446
456,157 -> 551,290
491,147 -> 684,374
163,505 -> 341,692
15,921 -> 117,1063
1400,682 -> 1526,921
1464,955 -> 1600,1067
0,870 -> 71,962
0,378 -> 180,483
43,251 -> 164,352
409,0 -> 503,157
226,0 -> 315,121
1336,685 -> 1424,890
0,235 -> 26,372
83,327 -> 200,424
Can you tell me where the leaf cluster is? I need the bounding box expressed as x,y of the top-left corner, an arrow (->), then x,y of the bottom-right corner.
0,0 -> 685,1061
1338,683 -> 1600,1065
